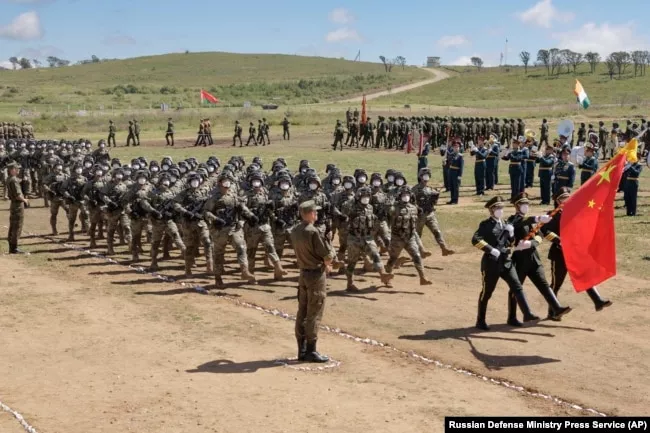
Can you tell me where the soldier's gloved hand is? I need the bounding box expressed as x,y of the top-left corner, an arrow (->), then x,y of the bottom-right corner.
537,215 -> 552,224
276,220 -> 287,229
192,212 -> 203,221
505,224 -> 514,237
339,214 -> 349,222
490,248 -> 501,259
214,217 -> 226,227
515,240 -> 532,251
249,215 -> 259,226
153,210 -> 163,220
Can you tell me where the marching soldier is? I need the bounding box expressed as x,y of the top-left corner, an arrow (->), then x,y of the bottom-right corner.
262,118 -> 270,144
524,137 -> 536,188
385,186 -> 432,286
101,169 -> 132,256
471,195 -> 540,330
598,121 -> 608,159
61,164 -> 89,241
344,186 -> 394,291
412,167 -> 455,257
291,200 -> 332,363
541,187 -> 613,316
6,162 -> 29,254
282,117 -> 290,140
233,120 -> 243,146
195,120 -> 206,146
271,172 -> 298,259
507,192 -> 572,324
205,118 -> 213,145
165,118 -> 174,146
577,122 -> 587,145
43,162 -> 69,235
82,165 -> 106,248
345,117 -> 359,147
470,138 -> 487,195
362,117 -> 375,148
108,120 -> 117,147
246,122 -> 257,146
202,172 -> 257,287
256,120 -> 266,145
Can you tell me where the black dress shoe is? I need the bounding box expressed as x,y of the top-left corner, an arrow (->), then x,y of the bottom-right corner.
507,318 -> 523,327
550,306 -> 572,320
9,249 -> 26,254
303,342 -> 329,363
523,314 -> 540,322
475,321 -> 490,331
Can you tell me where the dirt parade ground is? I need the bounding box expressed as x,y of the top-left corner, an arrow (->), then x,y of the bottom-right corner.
1,136 -> 650,433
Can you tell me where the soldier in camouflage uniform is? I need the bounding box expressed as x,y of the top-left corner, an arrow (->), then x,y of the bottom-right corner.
369,173 -> 391,253
344,186 -> 394,291
385,186 -> 432,286
174,172 -> 213,276
244,170 -> 287,280
203,172 -> 258,288
126,121 -> 136,147
411,167 -> 455,257
101,169 -> 132,255
233,120 -> 243,146
270,172 -> 298,260
43,162 -> 69,235
82,165 -> 106,248
124,170 -> 152,261
108,121 -> 117,147
331,175 -> 356,263
332,120 -> 345,151
61,164 -> 89,241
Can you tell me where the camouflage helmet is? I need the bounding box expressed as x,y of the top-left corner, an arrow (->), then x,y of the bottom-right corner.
385,168 -> 396,180
370,172 -> 383,186
342,175 -> 356,189
135,170 -> 150,180
418,167 -> 432,179
305,173 -> 321,187
252,156 -> 263,168
397,185 -> 412,198
393,171 -> 407,186
355,186 -> 372,200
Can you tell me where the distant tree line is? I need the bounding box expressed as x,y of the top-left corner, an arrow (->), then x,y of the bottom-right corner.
378,55 -> 407,72
5,54 -> 117,70
516,49 -> 650,79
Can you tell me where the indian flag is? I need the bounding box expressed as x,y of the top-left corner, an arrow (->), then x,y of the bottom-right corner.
574,79 -> 590,109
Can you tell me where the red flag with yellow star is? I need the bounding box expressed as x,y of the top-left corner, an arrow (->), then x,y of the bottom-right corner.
560,139 -> 639,291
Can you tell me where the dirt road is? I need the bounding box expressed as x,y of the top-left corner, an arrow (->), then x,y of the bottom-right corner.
338,68 -> 449,103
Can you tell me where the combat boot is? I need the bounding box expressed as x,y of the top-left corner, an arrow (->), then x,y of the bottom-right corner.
66,222 -> 75,241
441,245 -> 455,256
297,338 -> 307,361
50,220 -> 58,236
240,265 -> 256,283
214,275 -> 225,289
416,267 -> 432,286
184,258 -> 193,277
363,256 -> 375,273
263,254 -> 271,269
346,274 -> 359,292
476,299 -> 490,331
303,342 -> 329,363
379,270 -> 394,288
89,237 -> 97,249
420,249 -> 433,259
273,261 -> 287,281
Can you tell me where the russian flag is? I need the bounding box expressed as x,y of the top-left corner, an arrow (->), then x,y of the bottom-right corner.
574,80 -> 590,109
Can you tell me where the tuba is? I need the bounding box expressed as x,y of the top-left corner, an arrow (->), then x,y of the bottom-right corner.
524,129 -> 536,141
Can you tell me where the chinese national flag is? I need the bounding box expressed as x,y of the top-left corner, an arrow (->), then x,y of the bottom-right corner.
361,95 -> 367,125
560,139 -> 638,291
200,89 -> 219,104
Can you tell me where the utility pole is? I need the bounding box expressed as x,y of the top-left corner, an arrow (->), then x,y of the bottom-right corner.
504,38 -> 508,66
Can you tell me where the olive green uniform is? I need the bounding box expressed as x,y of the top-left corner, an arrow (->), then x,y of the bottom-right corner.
7,174 -> 25,252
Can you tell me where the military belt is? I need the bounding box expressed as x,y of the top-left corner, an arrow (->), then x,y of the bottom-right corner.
526,159 -> 536,162
509,162 -> 521,165
582,169 -> 594,172
450,166 -> 461,170
475,160 -> 485,164
627,177 -> 639,181
557,176 -> 569,180
486,156 -> 496,159
539,167 -> 552,171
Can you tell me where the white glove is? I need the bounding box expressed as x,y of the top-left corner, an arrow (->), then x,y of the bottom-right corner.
537,215 -> 552,224
576,156 -> 584,165
505,149 -> 511,157
505,224 -> 514,237
490,248 -> 501,259
471,146 -> 478,153
515,240 -> 532,251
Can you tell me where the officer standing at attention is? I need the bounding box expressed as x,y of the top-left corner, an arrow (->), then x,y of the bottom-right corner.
126,121 -> 135,147
553,145 -> 575,191
165,118 -> 175,146
6,162 -> 29,254
624,160 -> 642,216
579,140 -> 599,185
536,144 -> 556,205
291,200 -> 332,363
134,119 -> 141,146
485,134 -> 499,190
471,196 -> 539,330
447,139 -> 463,205
108,120 -> 117,147
470,138 -> 488,195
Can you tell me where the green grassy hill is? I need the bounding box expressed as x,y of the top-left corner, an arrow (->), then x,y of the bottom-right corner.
0,51 -> 429,112
373,63 -> 650,110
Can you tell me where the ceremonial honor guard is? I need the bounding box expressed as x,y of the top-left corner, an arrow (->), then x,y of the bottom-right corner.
579,139 -> 599,185
507,192 -> 572,324
623,161 -> 642,216
485,133 -> 499,190
471,196 -> 539,330
447,139 -> 463,204
553,145 -> 575,191
524,135 -> 537,188
540,188 -> 613,317
501,137 -> 525,201
537,144 -> 555,205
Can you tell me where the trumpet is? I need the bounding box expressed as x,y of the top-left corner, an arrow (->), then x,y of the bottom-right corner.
525,129 -> 536,140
